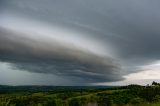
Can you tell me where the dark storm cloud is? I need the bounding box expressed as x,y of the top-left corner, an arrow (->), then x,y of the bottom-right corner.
1,0 -> 160,84
0,27 -> 123,83
5,0 -> 160,62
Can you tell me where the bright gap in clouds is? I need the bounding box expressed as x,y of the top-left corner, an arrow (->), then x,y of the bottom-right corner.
124,61 -> 160,80
97,61 -> 160,86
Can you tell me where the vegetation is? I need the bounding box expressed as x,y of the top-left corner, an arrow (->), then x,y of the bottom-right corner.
0,82 -> 160,106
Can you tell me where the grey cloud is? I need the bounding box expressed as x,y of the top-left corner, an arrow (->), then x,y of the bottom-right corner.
1,0 -> 160,84
0,27 -> 123,83
6,0 -> 160,62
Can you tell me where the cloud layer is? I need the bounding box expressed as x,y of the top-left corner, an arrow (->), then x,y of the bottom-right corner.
0,27 -> 123,83
1,0 -> 160,85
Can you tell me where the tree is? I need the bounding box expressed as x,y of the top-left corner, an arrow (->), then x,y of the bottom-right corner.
152,81 -> 159,86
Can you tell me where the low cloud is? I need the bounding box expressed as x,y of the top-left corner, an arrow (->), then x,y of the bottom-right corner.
0,27 -> 123,83
2,0 -> 160,85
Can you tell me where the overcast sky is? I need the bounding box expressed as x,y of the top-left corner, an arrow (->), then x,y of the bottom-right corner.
0,0 -> 160,85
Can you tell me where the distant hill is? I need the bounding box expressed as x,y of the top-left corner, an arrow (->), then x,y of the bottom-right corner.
0,85 -> 119,93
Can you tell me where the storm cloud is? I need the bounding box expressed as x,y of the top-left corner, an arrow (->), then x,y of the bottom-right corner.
1,0 -> 160,85
0,27 -> 123,83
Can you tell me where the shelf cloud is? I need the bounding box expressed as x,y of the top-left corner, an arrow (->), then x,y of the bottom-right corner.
0,27 -> 123,83
1,0 -> 160,85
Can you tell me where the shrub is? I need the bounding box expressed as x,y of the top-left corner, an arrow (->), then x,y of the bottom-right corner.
68,98 -> 81,106
45,99 -> 56,106
98,96 -> 112,106
129,97 -> 144,104
153,95 -> 160,102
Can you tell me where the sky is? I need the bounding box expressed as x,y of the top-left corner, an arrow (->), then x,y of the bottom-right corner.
0,0 -> 160,85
